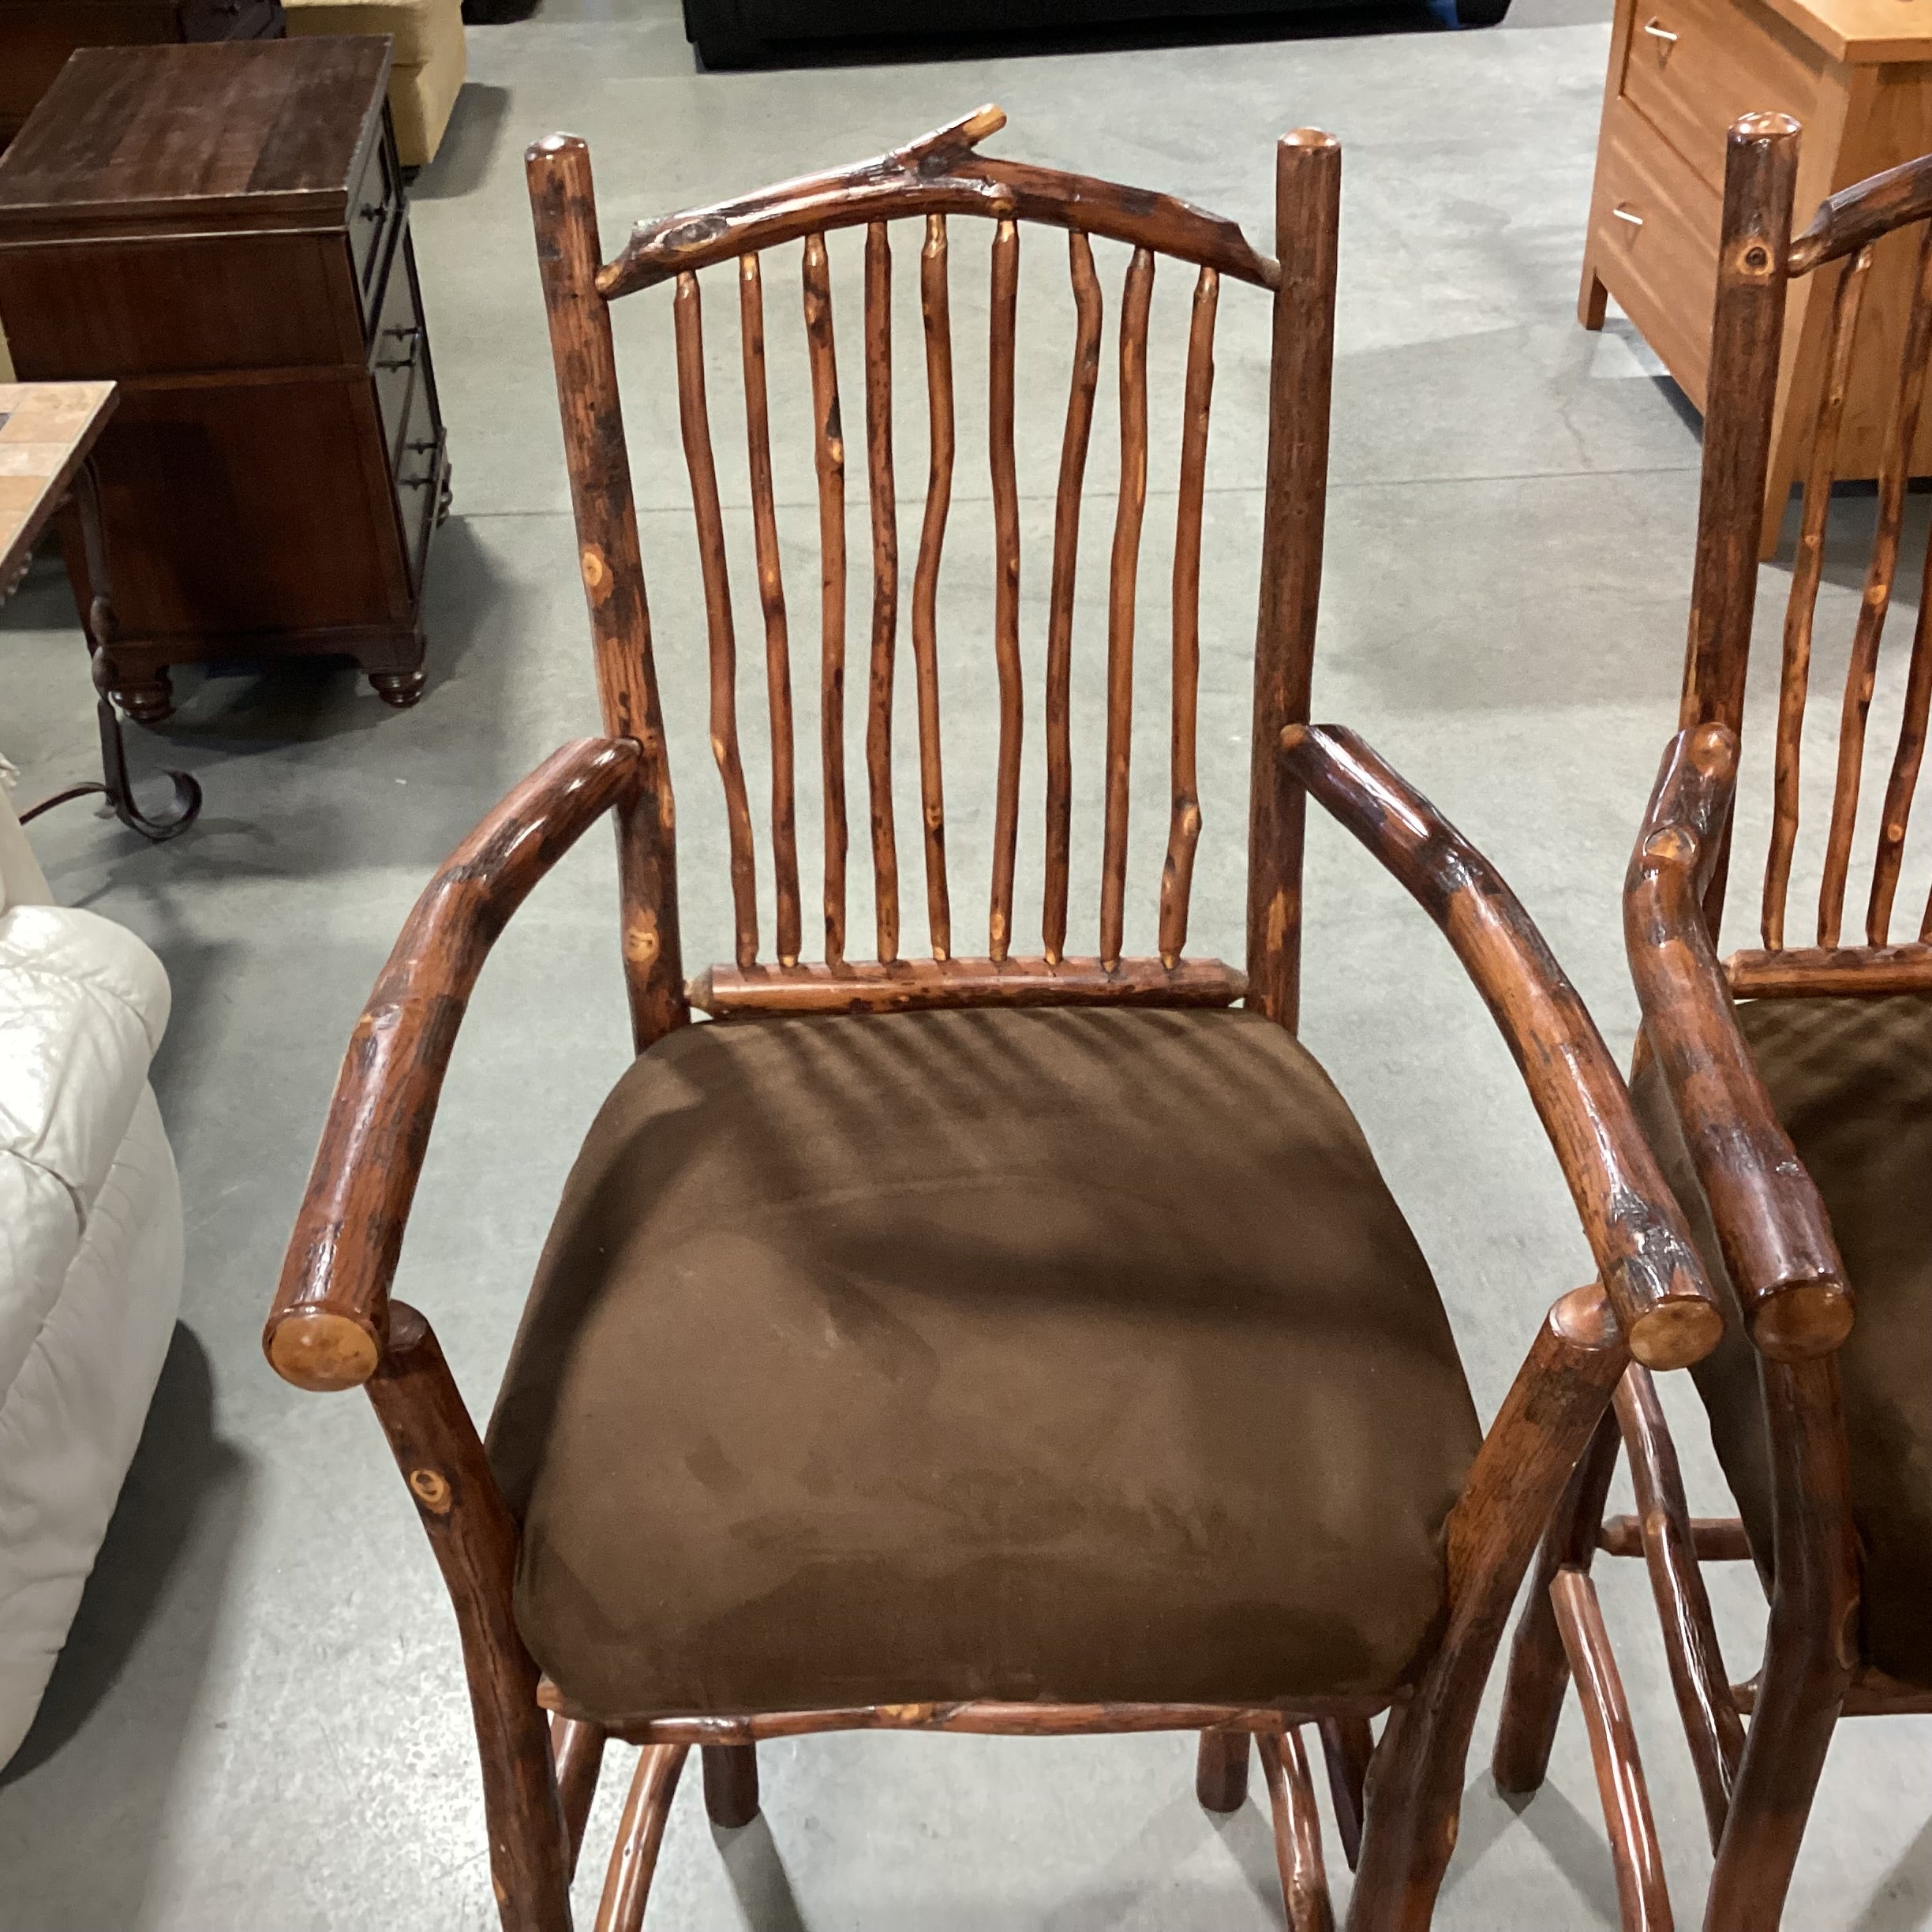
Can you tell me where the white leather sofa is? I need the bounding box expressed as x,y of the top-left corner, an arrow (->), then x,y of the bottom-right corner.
0,783 -> 182,1768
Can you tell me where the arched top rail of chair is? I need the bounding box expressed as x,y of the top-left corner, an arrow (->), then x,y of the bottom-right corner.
1790,145 -> 1932,275
593,105 -> 1288,300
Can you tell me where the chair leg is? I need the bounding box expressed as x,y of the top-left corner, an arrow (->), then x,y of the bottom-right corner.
1492,1406 -> 1621,1796
552,1716 -> 609,1880
1259,1728 -> 1335,1932
1196,1727 -> 1252,1813
1702,1360 -> 1855,1932
1347,1284 -> 1627,1932
1319,1717 -> 1373,1872
1551,1567 -> 1674,1932
1615,1367 -> 1744,1850
368,1304 -> 572,1932
596,1744 -> 688,1932
701,1742 -> 760,1828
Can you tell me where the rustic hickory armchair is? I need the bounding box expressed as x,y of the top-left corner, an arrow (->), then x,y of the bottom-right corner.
266,109 -> 1719,1930
1493,114 -> 1932,1932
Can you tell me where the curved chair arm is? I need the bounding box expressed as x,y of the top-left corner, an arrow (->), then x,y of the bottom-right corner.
1281,723 -> 1720,1372
1625,724 -> 1851,1360
264,737 -> 644,1393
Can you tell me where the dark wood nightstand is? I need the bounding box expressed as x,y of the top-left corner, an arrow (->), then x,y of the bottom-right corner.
0,36 -> 449,714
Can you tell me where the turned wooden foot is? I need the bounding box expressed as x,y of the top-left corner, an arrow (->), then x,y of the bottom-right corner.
371,668 -> 427,708
114,670 -> 175,724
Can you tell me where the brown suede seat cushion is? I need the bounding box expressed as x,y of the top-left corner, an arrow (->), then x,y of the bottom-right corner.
1631,993 -> 1932,1685
486,1005 -> 1482,1725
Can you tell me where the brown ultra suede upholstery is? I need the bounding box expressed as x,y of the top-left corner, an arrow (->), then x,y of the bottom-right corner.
1631,992 -> 1932,1686
486,1004 -> 1482,1724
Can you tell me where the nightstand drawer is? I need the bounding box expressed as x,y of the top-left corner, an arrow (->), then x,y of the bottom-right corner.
369,237 -> 425,465
347,117 -> 402,316
1590,95 -> 1722,407
1618,0 -> 1820,196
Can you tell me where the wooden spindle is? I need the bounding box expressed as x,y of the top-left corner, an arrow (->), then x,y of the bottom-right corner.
739,253 -> 803,966
1870,564 -> 1932,945
803,231 -> 848,967
1763,245 -> 1870,950
912,214 -> 953,960
1818,219 -> 1932,945
988,217 -> 1023,961
1100,245 -> 1154,970
863,222 -> 900,963
672,271 -> 758,968
1159,264 -> 1218,967
1044,231 -> 1103,967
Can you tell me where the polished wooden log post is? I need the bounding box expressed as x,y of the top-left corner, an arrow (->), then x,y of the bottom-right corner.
803,230 -> 849,968
1872,528 -> 1932,944
1260,1728 -> 1334,1932
1551,1567 -> 1676,1932
863,221 -> 902,965
1762,244 -> 1870,950
1492,1406 -> 1620,1796
1616,1367 -> 1745,1848
552,1714 -> 608,1879
701,1742 -> 760,1829
1043,229 -> 1102,967
1247,131 -> 1339,1031
1195,1726 -> 1251,1813
739,251 -> 803,967
1704,1360 -> 1857,1932
1347,1286 -> 1630,1932
1099,245 -> 1153,970
912,213 -> 954,959
594,1743 -> 687,1932
672,270 -> 758,968
369,1306 -> 571,1932
1818,219 -> 1932,945
526,134 -> 687,1050
1318,1717 -> 1373,1873
1599,1516 -> 1750,1561
988,216 -> 1024,962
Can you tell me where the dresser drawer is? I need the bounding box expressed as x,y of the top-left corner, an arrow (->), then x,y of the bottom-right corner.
1618,0 -> 1820,197
369,237 -> 425,464
1590,95 -> 1722,408
347,115 -> 402,319
392,363 -> 442,592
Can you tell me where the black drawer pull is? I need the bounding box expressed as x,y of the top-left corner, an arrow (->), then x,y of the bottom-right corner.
400,440 -> 441,488
359,201 -> 388,223
376,326 -> 422,370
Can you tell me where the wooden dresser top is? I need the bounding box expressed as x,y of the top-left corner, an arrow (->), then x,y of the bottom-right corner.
1757,0 -> 1932,63
0,39 -> 392,230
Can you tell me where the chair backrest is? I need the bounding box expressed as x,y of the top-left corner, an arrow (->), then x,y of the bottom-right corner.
1685,113 -> 1932,989
526,108 -> 1340,1049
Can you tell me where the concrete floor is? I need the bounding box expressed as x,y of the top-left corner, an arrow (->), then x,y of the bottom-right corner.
6,1 -> 1932,1925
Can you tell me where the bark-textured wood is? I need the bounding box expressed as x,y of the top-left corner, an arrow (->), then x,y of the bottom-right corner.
1319,1717 -> 1373,1873
1870,541 -> 1932,944
701,1743 -> 760,1829
988,217 -> 1024,962
1599,1516 -> 1751,1562
863,223 -> 900,964
1346,1285 -> 1631,1932
1726,941 -> 1932,994
1492,1409 -> 1621,1797
673,270 -> 758,968
266,739 -> 641,1391
690,953 -> 1246,1017
1283,724 -> 1720,1371
912,214 -> 953,960
369,1306 -> 571,1932
1791,148 -> 1932,272
1551,1566 -> 1676,1932
739,252 -> 803,966
594,1743 -> 687,1932
1626,726 -> 1852,1359
1616,1367 -> 1745,1849
1259,1729 -> 1335,1932
1247,133 -> 1340,1029
1817,220 -> 1932,946
1159,265 -> 1217,967
1044,230 -> 1103,966
551,1715 -> 607,1880
803,230 -> 848,968
599,106 -> 1280,299
1195,1727 -> 1251,1814
1100,245 -> 1153,969
1763,245 -> 1871,951
526,135 -> 686,1048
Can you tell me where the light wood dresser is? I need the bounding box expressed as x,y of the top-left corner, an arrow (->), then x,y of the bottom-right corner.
1581,0 -> 1932,552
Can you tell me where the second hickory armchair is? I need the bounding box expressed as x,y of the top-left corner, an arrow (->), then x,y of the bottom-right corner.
264,110 -> 1719,1930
